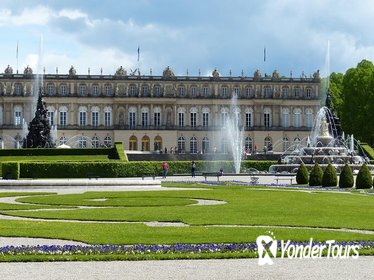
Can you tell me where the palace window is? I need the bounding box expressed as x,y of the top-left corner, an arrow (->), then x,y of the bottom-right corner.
92,85 -> 100,96
178,136 -> 186,153
222,87 -> 228,98
190,86 -> 197,97
92,109 -> 99,128
129,85 -> 137,97
264,108 -> 271,128
15,84 -> 22,96
202,108 -> 209,127
178,86 -> 185,97
129,135 -> 137,150
190,136 -> 198,154
78,136 -> 87,148
282,87 -> 289,98
306,109 -> 313,128
293,108 -> 301,128
141,85 -> 149,97
282,108 -> 289,128
79,84 -> 87,96
245,137 -> 253,152
154,85 -> 161,97
47,84 -> 55,96
154,108 -> 161,127
283,137 -> 289,152
104,107 -> 112,128
59,136 -> 67,145
92,136 -> 99,148
104,84 -> 112,96
202,137 -> 209,153
104,136 -> 112,147
59,110 -> 67,127
60,84 -> 67,96
129,108 -> 136,129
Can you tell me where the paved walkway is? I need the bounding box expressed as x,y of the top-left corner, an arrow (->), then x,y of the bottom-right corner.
0,257 -> 373,280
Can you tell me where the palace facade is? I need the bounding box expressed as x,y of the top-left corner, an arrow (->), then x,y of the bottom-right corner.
0,65 -> 321,153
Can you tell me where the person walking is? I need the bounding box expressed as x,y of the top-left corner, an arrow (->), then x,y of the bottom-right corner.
162,161 -> 169,178
191,161 -> 196,178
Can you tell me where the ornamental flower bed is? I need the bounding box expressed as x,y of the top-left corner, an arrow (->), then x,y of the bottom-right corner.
0,241 -> 373,256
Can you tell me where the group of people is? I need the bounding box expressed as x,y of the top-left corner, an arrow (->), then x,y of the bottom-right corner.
161,160 -> 197,178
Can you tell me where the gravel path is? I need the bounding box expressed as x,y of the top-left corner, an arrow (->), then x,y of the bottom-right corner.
0,257 -> 373,280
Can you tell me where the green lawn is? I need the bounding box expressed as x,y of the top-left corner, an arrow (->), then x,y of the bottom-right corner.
0,183 -> 372,247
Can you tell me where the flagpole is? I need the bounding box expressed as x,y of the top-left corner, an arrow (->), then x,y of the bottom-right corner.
16,40 -> 19,74
137,46 -> 140,75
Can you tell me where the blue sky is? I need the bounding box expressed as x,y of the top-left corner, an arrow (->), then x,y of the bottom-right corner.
1,0 -> 374,77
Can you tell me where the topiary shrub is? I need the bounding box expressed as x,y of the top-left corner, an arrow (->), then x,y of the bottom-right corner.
339,164 -> 354,188
356,164 -> 373,189
296,163 -> 309,184
309,163 -> 323,186
322,163 -> 337,187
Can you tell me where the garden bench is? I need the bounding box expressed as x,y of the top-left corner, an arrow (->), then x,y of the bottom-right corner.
202,172 -> 223,181
87,172 -> 100,180
275,176 -> 294,184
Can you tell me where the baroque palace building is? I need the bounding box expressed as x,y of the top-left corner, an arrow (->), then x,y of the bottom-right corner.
0,64 -> 321,153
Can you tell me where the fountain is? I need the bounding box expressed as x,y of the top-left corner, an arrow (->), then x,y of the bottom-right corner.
224,93 -> 244,174
22,89 -> 55,148
269,92 -> 374,174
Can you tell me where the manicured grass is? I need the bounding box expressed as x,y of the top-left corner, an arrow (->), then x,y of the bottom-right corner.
9,185 -> 374,230
0,155 -> 110,162
0,184 -> 372,261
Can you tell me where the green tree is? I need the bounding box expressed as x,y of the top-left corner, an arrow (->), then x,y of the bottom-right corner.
296,163 -> 309,184
322,163 -> 337,187
328,72 -> 344,117
355,164 -> 373,189
309,163 -> 323,186
339,164 -> 354,188
341,60 -> 374,145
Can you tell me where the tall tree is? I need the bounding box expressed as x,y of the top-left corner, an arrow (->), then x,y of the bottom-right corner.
340,60 -> 374,144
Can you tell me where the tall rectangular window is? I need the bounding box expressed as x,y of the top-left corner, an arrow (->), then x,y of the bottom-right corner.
190,112 -> 196,128
264,113 -> 270,128
178,112 -> 185,128
104,112 -> 111,127
154,112 -> 161,127
79,111 -> 86,127
141,112 -> 148,128
221,112 -> 228,127
59,111 -> 67,127
129,112 -> 136,129
15,111 -> 22,126
245,113 -> 251,128
203,113 -> 209,127
47,111 -> 54,126
92,112 -> 99,127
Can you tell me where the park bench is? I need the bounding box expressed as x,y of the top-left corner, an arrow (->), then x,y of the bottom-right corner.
202,172 -> 223,181
87,172 -> 100,180
275,176 -> 294,185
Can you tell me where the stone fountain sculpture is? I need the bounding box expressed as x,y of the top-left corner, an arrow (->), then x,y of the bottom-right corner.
23,89 -> 55,148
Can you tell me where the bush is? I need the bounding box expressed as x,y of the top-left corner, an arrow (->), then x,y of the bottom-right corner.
2,162 -> 20,179
339,164 -> 354,188
309,163 -> 323,186
355,164 -> 373,189
296,163 -> 309,184
322,163 -> 337,187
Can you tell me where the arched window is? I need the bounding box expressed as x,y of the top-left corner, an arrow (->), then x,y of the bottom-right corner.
78,136 -> 87,148
190,136 -> 198,154
177,136 -> 185,153
154,135 -> 162,151
293,108 -> 302,128
202,107 -> 210,127
178,107 -> 185,128
104,106 -> 112,128
245,108 -> 253,128
282,108 -> 289,128
190,107 -> 197,128
305,108 -> 313,128
104,136 -> 112,147
47,84 -> 55,96
129,135 -> 137,150
92,136 -> 99,148
78,106 -> 87,127
263,108 -> 272,128
59,136 -> 67,145
141,135 -> 150,151
91,84 -> 99,96
46,106 -> 55,126
202,137 -> 209,153
59,106 -> 68,127
153,107 -> 161,128
129,107 -> 137,129
220,107 -> 229,127
264,136 -> 272,151
14,105 -> 22,126
283,137 -> 289,152
245,137 -> 253,152
91,106 -> 100,127
59,84 -> 67,96
141,107 -> 149,128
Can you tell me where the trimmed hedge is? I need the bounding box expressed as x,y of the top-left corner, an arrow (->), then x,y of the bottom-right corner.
296,163 -> 309,184
339,164 -> 354,188
356,164 -> 373,189
0,142 -> 127,161
2,162 -> 20,179
309,163 -> 323,186
322,163 -> 337,187
19,160 -> 276,178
